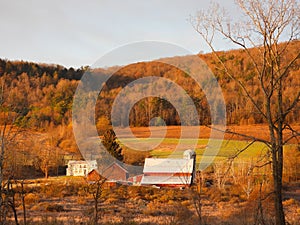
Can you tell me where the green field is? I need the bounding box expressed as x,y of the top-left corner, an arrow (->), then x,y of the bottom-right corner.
119,138 -> 269,163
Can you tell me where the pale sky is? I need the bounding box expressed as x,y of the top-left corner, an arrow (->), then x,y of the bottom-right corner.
0,0 -> 239,68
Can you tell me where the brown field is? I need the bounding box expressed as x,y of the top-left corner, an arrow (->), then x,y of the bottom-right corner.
129,124 -> 300,143
8,175 -> 300,225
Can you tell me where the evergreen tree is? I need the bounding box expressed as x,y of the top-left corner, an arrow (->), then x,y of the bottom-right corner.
102,129 -> 123,162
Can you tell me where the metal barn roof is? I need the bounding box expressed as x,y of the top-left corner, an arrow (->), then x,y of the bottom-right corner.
143,158 -> 194,174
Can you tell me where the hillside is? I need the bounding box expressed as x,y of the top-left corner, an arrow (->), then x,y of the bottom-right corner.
1,41 -> 299,130
0,41 -> 299,156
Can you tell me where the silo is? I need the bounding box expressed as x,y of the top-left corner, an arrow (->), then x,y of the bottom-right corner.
183,149 -> 196,185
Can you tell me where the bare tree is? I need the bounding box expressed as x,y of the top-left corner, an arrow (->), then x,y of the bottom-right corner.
85,175 -> 106,225
191,0 -> 300,224
213,160 -> 232,190
32,134 -> 62,179
0,74 -> 26,224
191,171 -> 204,225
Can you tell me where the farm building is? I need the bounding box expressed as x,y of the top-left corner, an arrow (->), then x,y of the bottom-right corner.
86,162 -> 129,182
141,149 -> 196,188
86,162 -> 130,187
102,162 -> 129,181
66,160 -> 97,176
86,169 -> 103,182
128,174 -> 143,185
86,169 -> 123,188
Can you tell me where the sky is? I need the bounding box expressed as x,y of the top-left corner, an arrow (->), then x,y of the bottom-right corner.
0,0 -> 239,68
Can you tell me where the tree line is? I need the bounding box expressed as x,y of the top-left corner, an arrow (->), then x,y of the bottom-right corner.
0,40 -> 299,132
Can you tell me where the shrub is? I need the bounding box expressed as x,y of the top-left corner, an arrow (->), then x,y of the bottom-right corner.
25,193 -> 40,205
228,184 -> 243,199
77,196 -> 87,205
127,186 -> 142,200
30,202 -> 50,211
207,187 -> 222,202
283,198 -> 297,206
171,203 -> 194,224
105,196 -> 119,204
143,201 -> 162,216
181,200 -> 191,207
46,204 -> 64,212
41,183 -> 64,198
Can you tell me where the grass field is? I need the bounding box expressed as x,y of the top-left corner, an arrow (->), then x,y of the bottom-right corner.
119,137 -> 269,163
117,124 -> 299,165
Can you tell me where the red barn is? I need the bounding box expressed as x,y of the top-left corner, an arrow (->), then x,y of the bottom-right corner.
102,162 -> 129,181
86,169 -> 103,182
141,150 -> 196,188
127,174 -> 143,185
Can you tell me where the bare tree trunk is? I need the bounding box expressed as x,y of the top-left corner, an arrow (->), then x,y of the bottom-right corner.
45,166 -> 49,179
94,195 -> 98,225
0,127 -> 5,217
93,180 -> 102,225
272,145 -> 285,225
21,181 -> 27,225
11,204 -> 19,225
191,171 -> 203,225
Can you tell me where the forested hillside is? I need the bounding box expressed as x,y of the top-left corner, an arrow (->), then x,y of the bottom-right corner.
0,40 -> 299,131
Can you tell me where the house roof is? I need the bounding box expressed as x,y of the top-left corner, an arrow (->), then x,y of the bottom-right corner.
86,169 -> 103,181
103,162 -> 128,174
87,169 -> 100,176
143,158 -> 194,174
141,175 -> 192,185
68,160 -> 97,165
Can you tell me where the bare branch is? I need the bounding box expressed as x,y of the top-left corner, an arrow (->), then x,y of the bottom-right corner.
207,125 -> 272,147
282,123 -> 300,145
229,140 -> 257,159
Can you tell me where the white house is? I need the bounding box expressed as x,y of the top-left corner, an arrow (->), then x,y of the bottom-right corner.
141,149 -> 196,188
66,160 -> 97,176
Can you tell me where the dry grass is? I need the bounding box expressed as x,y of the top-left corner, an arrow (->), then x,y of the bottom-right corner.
128,124 -> 300,143
8,177 -> 300,225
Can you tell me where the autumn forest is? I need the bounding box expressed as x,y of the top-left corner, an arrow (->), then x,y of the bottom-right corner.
1,40 -> 299,131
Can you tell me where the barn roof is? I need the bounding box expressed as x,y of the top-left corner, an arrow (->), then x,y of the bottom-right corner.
103,162 -> 128,173
143,158 -> 194,174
